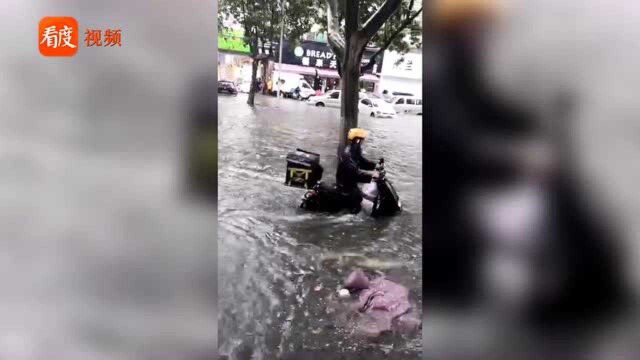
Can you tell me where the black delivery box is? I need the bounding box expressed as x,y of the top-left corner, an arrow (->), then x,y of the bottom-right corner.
285,149 -> 323,189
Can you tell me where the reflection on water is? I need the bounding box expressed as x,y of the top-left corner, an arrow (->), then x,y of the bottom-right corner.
218,95 -> 423,359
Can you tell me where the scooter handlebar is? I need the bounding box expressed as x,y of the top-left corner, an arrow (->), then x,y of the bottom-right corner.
374,158 -> 386,177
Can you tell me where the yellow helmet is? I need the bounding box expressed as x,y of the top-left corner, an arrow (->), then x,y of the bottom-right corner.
431,0 -> 503,29
348,128 -> 369,141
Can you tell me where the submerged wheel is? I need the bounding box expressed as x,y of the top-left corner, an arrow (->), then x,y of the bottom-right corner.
316,102 -> 325,107
301,191 -> 320,210
370,112 -> 376,117
371,198 -> 381,217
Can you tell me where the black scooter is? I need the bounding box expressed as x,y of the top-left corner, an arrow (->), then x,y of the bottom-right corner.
300,158 -> 402,217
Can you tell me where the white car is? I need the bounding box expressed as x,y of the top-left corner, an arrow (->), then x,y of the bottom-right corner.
390,95 -> 423,115
307,89 -> 341,107
359,98 -> 397,118
307,90 -> 368,107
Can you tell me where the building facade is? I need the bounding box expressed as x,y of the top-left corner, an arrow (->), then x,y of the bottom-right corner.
217,29 -> 257,84
378,49 -> 422,98
267,38 -> 383,93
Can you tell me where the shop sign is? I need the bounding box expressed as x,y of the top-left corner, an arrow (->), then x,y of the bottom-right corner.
281,40 -> 382,74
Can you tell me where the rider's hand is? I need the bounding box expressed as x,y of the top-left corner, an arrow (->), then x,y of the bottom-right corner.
372,171 -> 380,179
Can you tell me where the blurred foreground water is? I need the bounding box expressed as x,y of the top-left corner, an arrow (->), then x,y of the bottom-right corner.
0,1 -> 218,358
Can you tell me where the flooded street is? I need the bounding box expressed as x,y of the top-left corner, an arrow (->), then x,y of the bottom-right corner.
219,94 -> 423,359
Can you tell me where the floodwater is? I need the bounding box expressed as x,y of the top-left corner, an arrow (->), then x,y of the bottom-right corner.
218,94 -> 423,359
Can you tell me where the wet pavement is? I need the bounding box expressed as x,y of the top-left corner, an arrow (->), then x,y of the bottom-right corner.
218,94 -> 423,359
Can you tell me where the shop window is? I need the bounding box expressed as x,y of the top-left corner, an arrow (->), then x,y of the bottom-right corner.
359,81 -> 375,93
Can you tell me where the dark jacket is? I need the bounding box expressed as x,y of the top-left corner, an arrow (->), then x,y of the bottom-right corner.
336,141 -> 376,192
425,36 -> 628,320
425,37 -> 536,305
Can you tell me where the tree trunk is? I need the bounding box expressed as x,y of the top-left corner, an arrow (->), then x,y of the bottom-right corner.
338,35 -> 366,154
247,57 -> 259,106
339,65 -> 362,153
261,58 -> 269,94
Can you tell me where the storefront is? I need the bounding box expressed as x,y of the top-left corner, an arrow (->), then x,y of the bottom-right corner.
217,31 -> 386,94
270,39 -> 383,94
218,29 -> 263,84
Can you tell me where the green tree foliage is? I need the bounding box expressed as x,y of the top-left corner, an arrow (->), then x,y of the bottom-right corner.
218,0 -> 316,105
311,0 -> 422,73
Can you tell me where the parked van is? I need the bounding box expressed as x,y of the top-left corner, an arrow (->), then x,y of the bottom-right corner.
391,96 -> 422,115
272,71 -> 315,100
